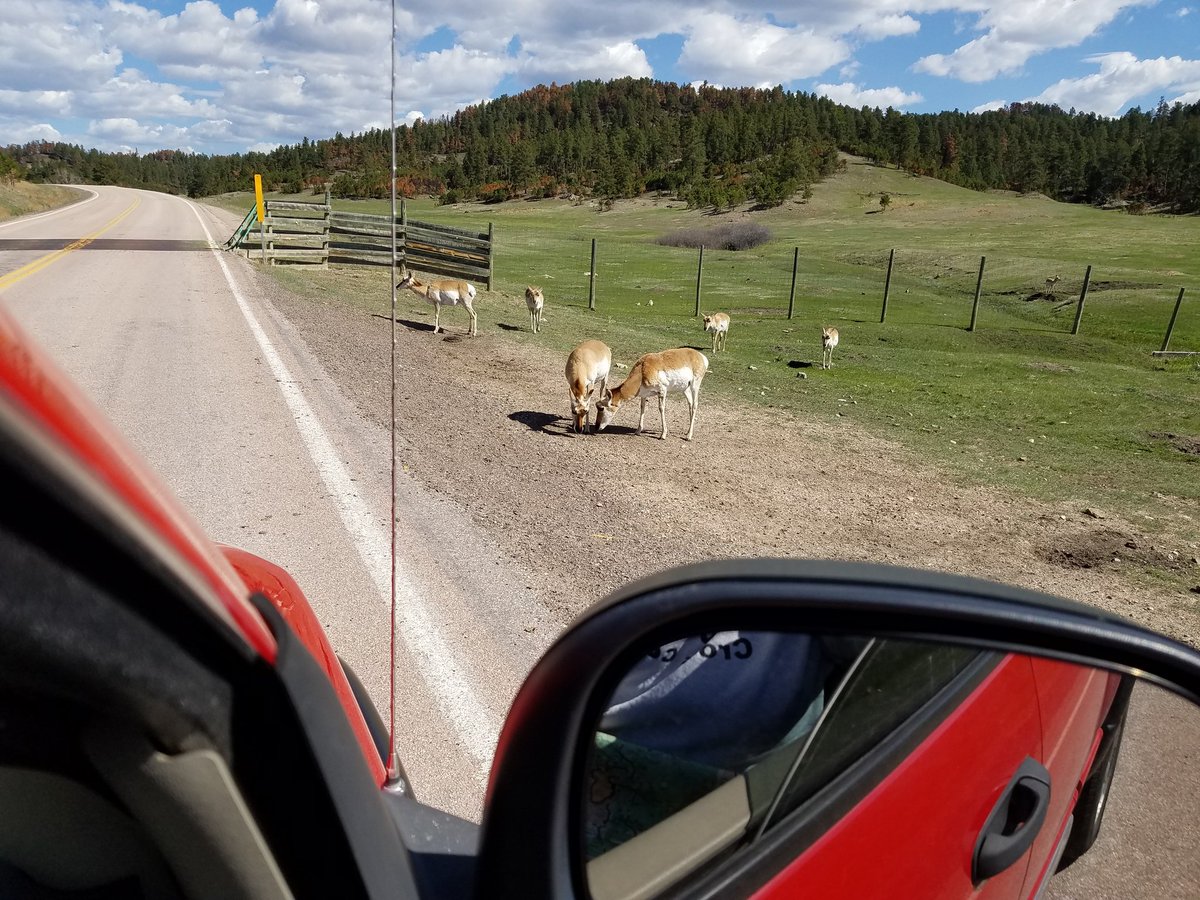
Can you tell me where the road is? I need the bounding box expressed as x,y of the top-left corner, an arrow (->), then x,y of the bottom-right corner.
1,186 -> 1197,893
0,185 -> 562,822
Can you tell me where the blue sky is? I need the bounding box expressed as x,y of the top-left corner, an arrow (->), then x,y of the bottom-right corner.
2,0 -> 1198,156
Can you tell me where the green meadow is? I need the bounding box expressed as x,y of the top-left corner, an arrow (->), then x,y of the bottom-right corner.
210,159 -> 1200,563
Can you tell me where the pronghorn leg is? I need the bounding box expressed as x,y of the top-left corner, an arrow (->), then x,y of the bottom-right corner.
685,382 -> 700,441
658,391 -> 668,440
637,398 -> 647,435
433,304 -> 442,334
467,303 -> 478,336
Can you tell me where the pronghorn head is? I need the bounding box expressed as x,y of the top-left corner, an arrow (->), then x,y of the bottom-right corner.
822,326 -> 838,347
526,286 -> 543,303
595,389 -> 620,432
396,271 -> 417,290
570,397 -> 591,434
703,314 -> 715,331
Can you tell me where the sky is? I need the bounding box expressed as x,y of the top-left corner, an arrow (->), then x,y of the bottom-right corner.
1,0 -> 1198,157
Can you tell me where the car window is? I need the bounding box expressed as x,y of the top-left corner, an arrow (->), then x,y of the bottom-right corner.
756,639 -> 982,834
583,633 -> 984,897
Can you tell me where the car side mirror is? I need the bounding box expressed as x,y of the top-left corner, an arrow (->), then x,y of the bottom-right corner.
473,560 -> 1200,900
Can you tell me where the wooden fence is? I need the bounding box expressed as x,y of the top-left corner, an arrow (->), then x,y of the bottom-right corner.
230,194 -> 493,288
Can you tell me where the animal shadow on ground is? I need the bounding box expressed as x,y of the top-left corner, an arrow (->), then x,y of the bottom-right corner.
509,410 -> 569,434
496,323 -> 524,332
788,360 -> 815,369
371,314 -> 434,332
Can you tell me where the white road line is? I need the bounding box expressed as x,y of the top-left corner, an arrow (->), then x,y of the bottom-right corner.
182,198 -> 498,774
0,188 -> 98,230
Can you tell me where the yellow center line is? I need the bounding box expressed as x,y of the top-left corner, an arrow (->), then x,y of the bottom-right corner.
0,198 -> 142,292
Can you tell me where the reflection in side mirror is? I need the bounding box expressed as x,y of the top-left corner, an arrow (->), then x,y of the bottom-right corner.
581,629 -> 1200,900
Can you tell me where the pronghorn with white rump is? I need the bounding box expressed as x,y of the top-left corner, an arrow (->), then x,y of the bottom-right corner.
565,340 -> 611,433
703,312 -> 730,352
525,286 -> 545,333
595,347 -> 709,441
396,270 -> 478,336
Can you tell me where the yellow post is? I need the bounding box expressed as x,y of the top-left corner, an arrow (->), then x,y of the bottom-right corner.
254,174 -> 266,262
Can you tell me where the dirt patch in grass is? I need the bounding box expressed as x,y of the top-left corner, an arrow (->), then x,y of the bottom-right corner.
1025,361 -> 1079,374
1041,528 -> 1199,576
1149,432 -> 1200,456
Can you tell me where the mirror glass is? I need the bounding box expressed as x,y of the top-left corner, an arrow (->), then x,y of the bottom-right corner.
581,630 -> 1200,900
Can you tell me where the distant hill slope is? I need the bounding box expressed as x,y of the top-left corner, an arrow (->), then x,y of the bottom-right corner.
5,79 -> 1198,212
0,182 -> 86,222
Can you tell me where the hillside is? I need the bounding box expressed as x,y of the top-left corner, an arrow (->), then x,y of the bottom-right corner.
6,79 -> 1199,212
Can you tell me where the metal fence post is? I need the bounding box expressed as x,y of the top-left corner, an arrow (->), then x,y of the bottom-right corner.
788,247 -> 799,319
694,245 -> 704,317
588,238 -> 597,311
1160,287 -> 1186,352
1071,265 -> 1092,335
881,248 -> 895,323
969,256 -> 986,332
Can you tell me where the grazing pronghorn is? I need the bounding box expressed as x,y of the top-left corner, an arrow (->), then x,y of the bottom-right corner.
821,326 -> 839,369
596,348 -> 709,441
396,271 -> 477,336
525,286 -> 545,333
703,312 -> 730,352
565,340 -> 611,434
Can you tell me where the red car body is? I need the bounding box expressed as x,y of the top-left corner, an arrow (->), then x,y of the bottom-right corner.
760,656 -> 1117,899
0,298 -> 1128,900
0,308 -> 386,786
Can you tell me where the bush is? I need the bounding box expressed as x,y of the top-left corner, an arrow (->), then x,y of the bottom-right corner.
656,222 -> 772,251
439,188 -> 463,205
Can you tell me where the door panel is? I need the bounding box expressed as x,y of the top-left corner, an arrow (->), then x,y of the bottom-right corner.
755,655 -> 1044,900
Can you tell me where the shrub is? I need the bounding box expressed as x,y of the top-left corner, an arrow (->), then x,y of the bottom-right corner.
656,222 -> 772,251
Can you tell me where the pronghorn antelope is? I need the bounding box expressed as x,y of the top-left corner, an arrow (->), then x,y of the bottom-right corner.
396,271 -> 478,336
565,340 -> 611,433
703,312 -> 730,352
525,286 -> 545,333
596,348 -> 709,441
1045,274 -> 1062,290
821,326 -> 839,370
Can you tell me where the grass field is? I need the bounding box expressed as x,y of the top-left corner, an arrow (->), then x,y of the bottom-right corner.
0,182 -> 87,221
209,159 -> 1200,576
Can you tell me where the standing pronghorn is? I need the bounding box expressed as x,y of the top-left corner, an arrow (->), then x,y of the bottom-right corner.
821,326 -> 839,369
1045,274 -> 1062,291
565,340 -> 611,433
525,286 -> 545,333
703,312 -> 730,352
396,271 -> 478,336
596,348 -> 709,441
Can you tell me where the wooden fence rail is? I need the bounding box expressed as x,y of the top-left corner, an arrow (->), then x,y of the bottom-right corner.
229,193 -> 493,288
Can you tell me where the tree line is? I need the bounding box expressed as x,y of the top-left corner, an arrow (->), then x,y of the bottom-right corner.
4,78 -> 1198,212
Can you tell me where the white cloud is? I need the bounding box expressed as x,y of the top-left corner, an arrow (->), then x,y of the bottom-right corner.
915,0 -> 1158,82
517,40 -> 652,84
679,12 -> 851,84
816,82 -> 924,109
1,122 -> 64,144
856,14 -> 922,40
972,99 -> 1007,112
0,1 -> 121,91
1028,52 -> 1200,115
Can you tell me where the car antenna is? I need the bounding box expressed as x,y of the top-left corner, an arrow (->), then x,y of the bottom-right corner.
385,0 -> 402,789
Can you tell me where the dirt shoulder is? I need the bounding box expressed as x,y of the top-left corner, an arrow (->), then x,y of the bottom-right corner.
240,263 -> 1200,649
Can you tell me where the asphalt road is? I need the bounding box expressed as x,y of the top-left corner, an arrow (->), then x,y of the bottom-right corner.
1,186 -> 1196,892
0,185 -> 562,822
